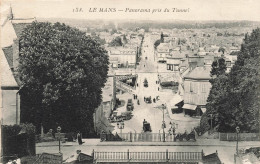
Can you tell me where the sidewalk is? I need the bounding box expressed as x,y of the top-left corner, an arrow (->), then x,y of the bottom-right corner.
36,138 -> 260,148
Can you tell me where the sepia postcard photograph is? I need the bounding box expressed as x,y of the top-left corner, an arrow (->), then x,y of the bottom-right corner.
0,0 -> 260,163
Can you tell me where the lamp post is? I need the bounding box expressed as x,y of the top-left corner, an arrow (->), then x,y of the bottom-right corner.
57,126 -> 61,153
236,126 -> 240,155
117,121 -> 124,137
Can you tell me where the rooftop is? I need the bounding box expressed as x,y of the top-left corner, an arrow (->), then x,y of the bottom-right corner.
203,152 -> 222,163
1,49 -> 18,88
184,66 -> 211,80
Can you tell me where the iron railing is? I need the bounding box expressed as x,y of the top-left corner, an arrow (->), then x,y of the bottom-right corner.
100,132 -> 195,142
94,150 -> 203,163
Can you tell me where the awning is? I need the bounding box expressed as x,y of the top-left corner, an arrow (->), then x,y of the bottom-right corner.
182,104 -> 197,110
201,108 -> 207,113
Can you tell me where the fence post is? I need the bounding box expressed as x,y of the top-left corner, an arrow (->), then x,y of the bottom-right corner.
227,133 -> 229,141
127,149 -> 130,161
166,149 -> 168,162
92,149 -> 95,160
130,131 -> 132,142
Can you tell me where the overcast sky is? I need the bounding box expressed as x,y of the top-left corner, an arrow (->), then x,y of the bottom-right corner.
1,0 -> 260,21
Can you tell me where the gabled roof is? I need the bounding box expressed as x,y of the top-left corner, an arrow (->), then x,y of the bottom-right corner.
2,46 -> 13,68
12,23 -> 31,38
169,51 -> 186,59
1,49 -> 18,88
203,152 -> 222,163
184,66 -> 211,80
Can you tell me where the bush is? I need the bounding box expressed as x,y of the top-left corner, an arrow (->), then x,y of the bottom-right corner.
198,113 -> 210,135
65,132 -> 76,142
1,124 -> 36,162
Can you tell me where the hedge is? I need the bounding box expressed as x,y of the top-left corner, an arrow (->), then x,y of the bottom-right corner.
1,123 -> 36,163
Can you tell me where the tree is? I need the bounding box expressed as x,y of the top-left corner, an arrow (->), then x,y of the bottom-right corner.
160,32 -> 164,43
109,36 -> 123,47
218,47 -> 225,54
18,22 -> 109,136
200,28 -> 260,133
210,58 -> 227,77
154,39 -> 161,49
123,34 -> 128,44
110,28 -> 117,35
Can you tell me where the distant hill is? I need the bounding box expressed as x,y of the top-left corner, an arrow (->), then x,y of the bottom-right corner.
37,18 -> 260,30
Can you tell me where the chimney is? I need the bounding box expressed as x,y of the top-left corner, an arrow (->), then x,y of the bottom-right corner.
12,39 -> 19,72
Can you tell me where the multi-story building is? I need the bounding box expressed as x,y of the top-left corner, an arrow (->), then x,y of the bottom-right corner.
107,47 -> 137,68
183,66 -> 212,116
166,51 -> 186,71
156,43 -> 172,62
1,7 -> 35,125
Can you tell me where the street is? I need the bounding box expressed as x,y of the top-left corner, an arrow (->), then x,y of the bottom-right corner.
36,139 -> 260,164
113,33 -> 199,134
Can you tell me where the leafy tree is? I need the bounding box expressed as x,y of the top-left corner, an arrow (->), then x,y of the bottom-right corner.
123,34 -> 128,44
160,32 -> 164,43
144,27 -> 149,32
154,39 -> 161,49
18,22 -> 109,136
210,58 -> 227,77
110,28 -> 117,35
218,47 -> 225,54
200,28 -> 260,133
109,36 -> 123,47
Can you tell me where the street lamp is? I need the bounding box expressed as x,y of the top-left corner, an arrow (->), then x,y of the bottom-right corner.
117,121 -> 125,137
57,126 -> 61,153
236,126 -> 240,155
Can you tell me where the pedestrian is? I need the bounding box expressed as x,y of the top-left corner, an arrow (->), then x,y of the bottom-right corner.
137,83 -> 138,87
136,95 -> 138,99
144,97 -> 146,102
158,87 -> 160,91
77,131 -> 83,145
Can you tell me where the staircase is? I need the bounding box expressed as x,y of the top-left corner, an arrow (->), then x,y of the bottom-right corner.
116,80 -> 135,94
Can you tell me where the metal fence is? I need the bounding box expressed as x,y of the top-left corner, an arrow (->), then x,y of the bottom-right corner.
94,150 -> 202,163
101,132 -> 194,142
219,133 -> 260,141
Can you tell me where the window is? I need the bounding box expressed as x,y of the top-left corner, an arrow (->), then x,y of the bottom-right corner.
193,82 -> 197,93
184,81 -> 190,93
167,65 -> 170,70
174,65 -> 178,71
201,83 -> 206,93
190,82 -> 193,92
226,61 -> 231,66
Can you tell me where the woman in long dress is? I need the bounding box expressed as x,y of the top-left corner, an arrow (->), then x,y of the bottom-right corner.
77,132 -> 83,145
